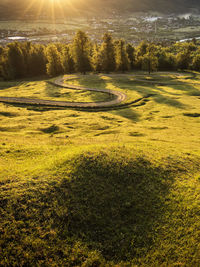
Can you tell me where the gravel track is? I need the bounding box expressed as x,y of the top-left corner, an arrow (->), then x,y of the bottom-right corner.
0,76 -> 127,109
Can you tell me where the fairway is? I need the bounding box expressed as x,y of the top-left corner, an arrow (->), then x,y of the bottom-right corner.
0,72 -> 200,266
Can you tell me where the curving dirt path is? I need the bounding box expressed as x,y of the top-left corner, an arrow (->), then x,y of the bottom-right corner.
0,76 -> 127,109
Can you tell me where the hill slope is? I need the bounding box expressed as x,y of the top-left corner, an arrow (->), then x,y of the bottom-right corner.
1,72 -> 200,265
0,0 -> 200,19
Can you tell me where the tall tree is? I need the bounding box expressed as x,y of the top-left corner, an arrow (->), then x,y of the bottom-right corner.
20,42 -> 32,76
29,44 -> 47,76
46,44 -> 63,77
100,33 -> 116,73
157,49 -> 176,71
62,45 -> 75,74
141,44 -> 158,74
126,43 -> 135,69
91,44 -> 102,73
191,49 -> 200,71
7,42 -> 26,79
135,40 -> 148,69
176,50 -> 191,70
0,46 -> 10,80
136,41 -> 148,57
0,46 -> 4,79
115,39 -> 130,72
72,30 -> 91,74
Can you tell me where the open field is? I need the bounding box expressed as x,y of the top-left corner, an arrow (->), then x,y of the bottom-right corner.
0,72 -> 200,266
0,19 -> 90,32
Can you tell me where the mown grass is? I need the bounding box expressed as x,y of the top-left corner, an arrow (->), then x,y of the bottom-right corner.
0,72 -> 200,266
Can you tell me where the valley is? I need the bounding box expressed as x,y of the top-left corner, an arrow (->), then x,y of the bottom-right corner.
1,13 -> 200,45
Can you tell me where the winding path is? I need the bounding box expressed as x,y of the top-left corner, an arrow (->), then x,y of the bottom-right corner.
0,76 -> 127,109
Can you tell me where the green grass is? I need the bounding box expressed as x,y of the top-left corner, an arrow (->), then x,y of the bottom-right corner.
0,19 -> 90,32
174,26 -> 200,33
0,72 -> 200,266
0,79 -> 112,103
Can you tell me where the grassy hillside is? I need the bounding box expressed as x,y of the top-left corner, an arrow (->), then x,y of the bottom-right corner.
0,72 -> 200,266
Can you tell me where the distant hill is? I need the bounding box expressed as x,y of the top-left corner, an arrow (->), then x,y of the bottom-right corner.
0,0 -> 200,19
94,0 -> 200,13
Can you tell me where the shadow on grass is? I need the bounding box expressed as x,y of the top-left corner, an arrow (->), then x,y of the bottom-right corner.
0,81 -> 22,90
168,83 -> 200,96
111,108 -> 140,122
2,102 -> 66,112
2,148 -> 197,266
0,111 -> 17,117
68,75 -> 116,103
183,112 -> 200,118
51,150 -> 175,261
3,73 -> 198,118
109,76 -> 188,109
154,95 -> 185,108
39,124 -> 60,134
45,82 -> 62,98
0,76 -> 48,90
73,75 -> 141,122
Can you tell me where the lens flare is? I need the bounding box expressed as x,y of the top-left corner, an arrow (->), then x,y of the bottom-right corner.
21,0 -> 72,21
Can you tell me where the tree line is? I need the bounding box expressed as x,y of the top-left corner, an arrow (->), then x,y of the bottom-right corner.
0,30 -> 200,80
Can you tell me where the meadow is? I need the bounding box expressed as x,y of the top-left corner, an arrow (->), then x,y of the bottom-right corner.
0,19 -> 90,32
0,72 -> 200,266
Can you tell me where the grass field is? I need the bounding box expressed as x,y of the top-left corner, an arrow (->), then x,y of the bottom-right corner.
0,79 -> 113,103
0,19 -> 90,32
0,72 -> 200,266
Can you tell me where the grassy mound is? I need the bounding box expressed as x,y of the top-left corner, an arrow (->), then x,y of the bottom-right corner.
1,72 -> 200,265
67,151 -> 172,261
1,147 -> 200,266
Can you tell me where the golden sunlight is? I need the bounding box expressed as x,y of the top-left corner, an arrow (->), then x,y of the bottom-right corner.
49,0 -> 62,4
22,0 -> 76,20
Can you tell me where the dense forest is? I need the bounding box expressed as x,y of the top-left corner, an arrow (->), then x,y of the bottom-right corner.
0,31 -> 200,80
0,0 -> 200,19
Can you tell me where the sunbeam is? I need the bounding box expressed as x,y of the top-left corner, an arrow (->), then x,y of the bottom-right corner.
20,0 -> 80,20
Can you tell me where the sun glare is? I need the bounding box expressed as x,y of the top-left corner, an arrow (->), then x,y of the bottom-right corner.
49,0 -> 61,3
22,0 -> 75,21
